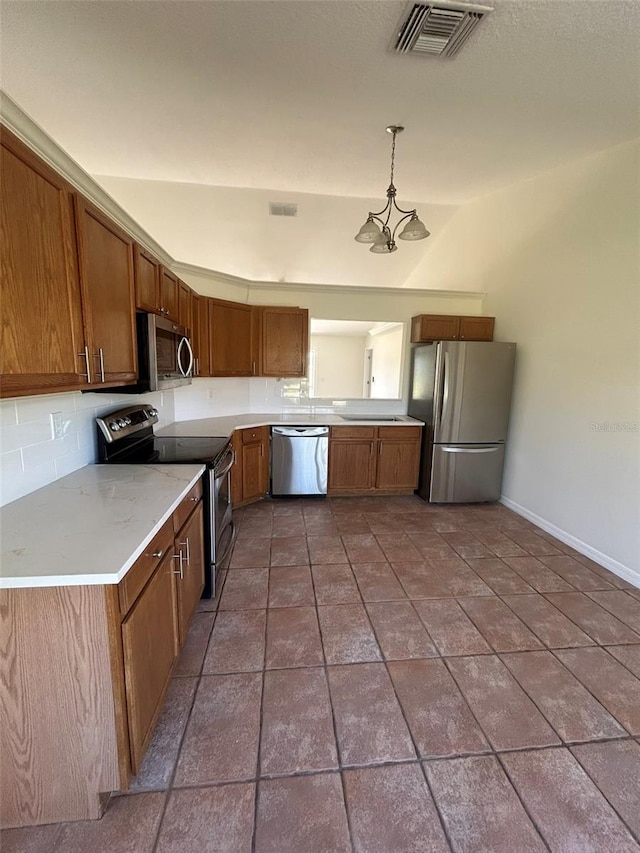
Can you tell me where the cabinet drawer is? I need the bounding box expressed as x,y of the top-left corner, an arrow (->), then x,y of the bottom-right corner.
377,426 -> 422,441
119,518 -> 174,615
172,479 -> 203,534
330,426 -> 376,440
241,425 -> 269,445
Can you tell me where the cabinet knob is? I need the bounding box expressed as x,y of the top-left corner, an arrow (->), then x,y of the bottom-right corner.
190,496 -> 198,502
152,550 -> 163,558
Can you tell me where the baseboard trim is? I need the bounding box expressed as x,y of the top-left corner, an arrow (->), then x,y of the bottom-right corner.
499,496 -> 640,589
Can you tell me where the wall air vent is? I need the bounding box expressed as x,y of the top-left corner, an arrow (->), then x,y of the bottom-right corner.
269,202 -> 298,217
394,2 -> 493,58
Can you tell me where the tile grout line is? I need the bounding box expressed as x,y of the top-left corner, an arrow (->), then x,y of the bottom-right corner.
250,553 -> 270,853
493,750 -> 553,852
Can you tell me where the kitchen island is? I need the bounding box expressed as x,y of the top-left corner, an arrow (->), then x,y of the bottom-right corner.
0,464 -> 205,829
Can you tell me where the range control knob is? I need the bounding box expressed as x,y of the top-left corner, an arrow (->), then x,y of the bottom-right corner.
149,408 -> 159,417
123,417 -> 132,426
117,418 -> 127,428
109,421 -> 120,432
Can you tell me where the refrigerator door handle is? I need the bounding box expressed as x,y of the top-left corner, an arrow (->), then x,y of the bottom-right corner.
441,446 -> 501,454
433,343 -> 446,439
441,351 -> 451,435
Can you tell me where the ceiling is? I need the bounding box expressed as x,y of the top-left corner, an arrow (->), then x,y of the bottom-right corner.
2,0 -> 639,288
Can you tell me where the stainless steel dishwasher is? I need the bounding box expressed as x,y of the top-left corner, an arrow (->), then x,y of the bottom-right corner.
271,426 -> 329,496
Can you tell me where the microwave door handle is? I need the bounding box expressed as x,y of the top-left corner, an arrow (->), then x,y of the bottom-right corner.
177,337 -> 194,377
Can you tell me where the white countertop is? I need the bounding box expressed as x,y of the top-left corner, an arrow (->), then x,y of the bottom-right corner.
157,413 -> 424,437
0,464 -> 205,589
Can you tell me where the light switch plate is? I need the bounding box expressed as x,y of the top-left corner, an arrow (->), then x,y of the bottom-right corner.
50,411 -> 64,440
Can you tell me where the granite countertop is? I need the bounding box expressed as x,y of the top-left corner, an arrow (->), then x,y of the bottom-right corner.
0,464 -> 205,589
157,412 -> 424,437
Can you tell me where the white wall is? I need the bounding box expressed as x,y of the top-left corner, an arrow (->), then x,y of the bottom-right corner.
368,325 -> 404,399
412,138 -> 640,579
0,389 -> 175,507
310,334 -> 366,398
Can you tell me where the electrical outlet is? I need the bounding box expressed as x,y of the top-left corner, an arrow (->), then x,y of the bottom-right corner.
207,389 -> 215,400
50,411 -> 64,440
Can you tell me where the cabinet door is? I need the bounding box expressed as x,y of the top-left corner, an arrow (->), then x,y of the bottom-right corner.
178,280 -> 192,331
1,130 -> 87,397
121,550 -> 179,772
133,245 -> 160,313
210,300 -> 254,376
75,197 -> 137,386
159,267 -> 179,322
198,296 -> 212,376
459,316 -> 495,342
376,440 -> 421,490
175,503 -> 205,645
241,439 -> 269,502
261,307 -> 308,377
411,314 -> 460,343
328,440 -> 376,491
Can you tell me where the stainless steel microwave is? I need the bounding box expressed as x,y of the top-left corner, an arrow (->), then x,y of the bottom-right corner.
136,312 -> 193,392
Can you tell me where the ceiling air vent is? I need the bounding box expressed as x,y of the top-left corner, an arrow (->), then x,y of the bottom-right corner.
269,202 -> 298,217
394,2 -> 493,58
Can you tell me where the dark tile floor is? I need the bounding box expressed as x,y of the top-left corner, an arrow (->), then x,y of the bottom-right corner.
4,496 -> 640,852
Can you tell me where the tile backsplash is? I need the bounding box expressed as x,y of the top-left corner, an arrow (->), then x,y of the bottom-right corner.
0,389 -> 175,507
1,377 -> 406,506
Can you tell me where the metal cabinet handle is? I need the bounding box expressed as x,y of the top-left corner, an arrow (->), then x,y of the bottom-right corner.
152,550 -> 164,558
173,551 -> 184,579
78,345 -> 92,382
180,537 -> 190,566
190,496 -> 198,502
252,361 -> 256,375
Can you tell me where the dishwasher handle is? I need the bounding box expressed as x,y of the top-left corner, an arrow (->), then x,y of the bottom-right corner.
271,426 -> 329,437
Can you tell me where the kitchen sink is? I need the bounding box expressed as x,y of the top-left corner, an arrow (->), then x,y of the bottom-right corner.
340,416 -> 405,422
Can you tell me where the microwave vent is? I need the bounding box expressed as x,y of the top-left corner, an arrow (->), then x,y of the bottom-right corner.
394,2 -> 493,58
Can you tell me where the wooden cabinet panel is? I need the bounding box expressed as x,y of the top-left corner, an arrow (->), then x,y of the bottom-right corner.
75,197 -> 137,387
0,129 -> 86,397
240,427 -> 269,503
118,519 -> 174,616
459,316 -> 495,341
210,299 -> 255,376
178,280 -> 191,330
190,293 -> 207,377
172,479 -> 203,534
411,314 -> 495,343
121,551 -> 178,772
261,307 -> 308,377
328,440 -> 376,491
330,426 -> 376,440
174,503 -> 205,645
376,439 -> 421,490
159,267 -> 179,322
411,314 -> 460,342
133,245 -> 160,314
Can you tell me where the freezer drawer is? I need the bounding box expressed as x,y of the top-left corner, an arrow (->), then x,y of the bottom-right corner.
430,443 -> 505,503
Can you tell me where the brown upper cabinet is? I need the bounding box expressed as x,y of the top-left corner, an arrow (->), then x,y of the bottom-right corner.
209,298 -> 255,376
411,314 -> 495,343
190,293 -> 210,377
0,129 -> 87,397
133,245 -> 161,314
74,197 -> 138,386
159,267 -> 179,323
260,306 -> 309,377
178,280 -> 192,331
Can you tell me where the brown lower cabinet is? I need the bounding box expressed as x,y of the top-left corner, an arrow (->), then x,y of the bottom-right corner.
328,426 -> 422,495
0,481 -> 205,829
230,426 -> 270,507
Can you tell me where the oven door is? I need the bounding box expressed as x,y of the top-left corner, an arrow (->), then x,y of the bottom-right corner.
209,446 -> 235,570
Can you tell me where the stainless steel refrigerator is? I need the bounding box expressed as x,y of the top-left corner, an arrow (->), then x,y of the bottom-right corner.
408,341 -> 516,503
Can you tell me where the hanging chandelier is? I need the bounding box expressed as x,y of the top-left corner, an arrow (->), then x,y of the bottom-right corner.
354,125 -> 430,254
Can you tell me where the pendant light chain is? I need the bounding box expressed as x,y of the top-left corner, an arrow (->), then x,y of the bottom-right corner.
389,127 -> 397,189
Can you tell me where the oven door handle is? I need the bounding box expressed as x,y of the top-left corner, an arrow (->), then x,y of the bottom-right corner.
214,447 -> 236,480
177,336 -> 194,378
